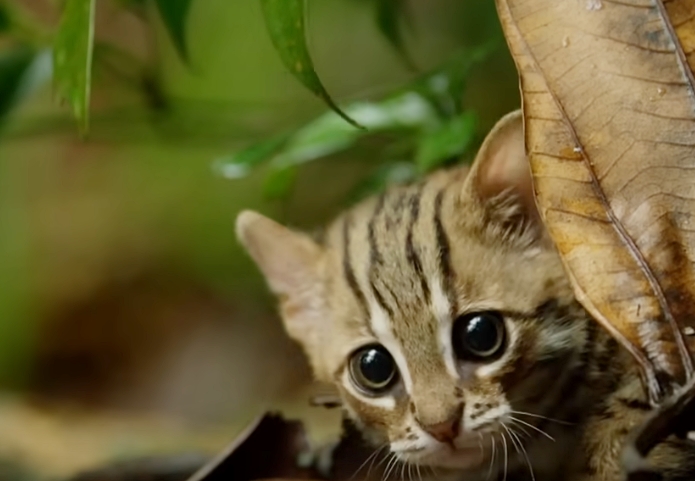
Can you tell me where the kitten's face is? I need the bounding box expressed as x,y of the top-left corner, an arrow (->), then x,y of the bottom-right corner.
236,111 -> 591,471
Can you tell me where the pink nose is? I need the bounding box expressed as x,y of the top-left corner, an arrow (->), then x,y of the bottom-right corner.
421,414 -> 461,443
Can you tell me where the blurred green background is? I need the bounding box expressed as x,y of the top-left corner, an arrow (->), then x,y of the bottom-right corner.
0,0 -> 518,478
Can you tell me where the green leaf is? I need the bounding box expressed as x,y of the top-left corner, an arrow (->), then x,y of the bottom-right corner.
272,92 -> 437,168
414,43 -> 497,118
214,135 -> 289,179
264,165 -> 297,200
374,0 -> 414,69
0,3 -> 10,32
54,0 -> 96,135
215,91 -> 437,180
415,110 -> 477,172
0,47 -> 51,126
259,0 -> 362,128
154,0 -> 192,62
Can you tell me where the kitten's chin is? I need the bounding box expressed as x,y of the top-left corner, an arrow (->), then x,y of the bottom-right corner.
397,446 -> 484,471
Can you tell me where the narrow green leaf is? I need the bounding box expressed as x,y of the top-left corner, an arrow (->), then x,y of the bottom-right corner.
215,91 -> 436,179
375,0 -> 415,69
264,165 -> 297,200
154,0 -> 192,62
415,110 -> 477,172
0,47 -> 51,127
272,93 -> 437,168
414,43 -> 497,118
213,135 -> 289,179
54,0 -> 96,135
259,0 -> 362,129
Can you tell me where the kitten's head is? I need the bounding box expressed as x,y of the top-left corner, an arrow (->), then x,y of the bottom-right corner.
236,111 -> 589,471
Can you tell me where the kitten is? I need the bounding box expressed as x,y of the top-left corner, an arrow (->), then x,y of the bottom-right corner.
235,111 -> 695,481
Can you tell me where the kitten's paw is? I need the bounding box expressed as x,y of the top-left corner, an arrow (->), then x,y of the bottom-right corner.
297,440 -> 339,478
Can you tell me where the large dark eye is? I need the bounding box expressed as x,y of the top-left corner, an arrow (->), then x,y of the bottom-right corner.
452,311 -> 506,360
348,345 -> 398,394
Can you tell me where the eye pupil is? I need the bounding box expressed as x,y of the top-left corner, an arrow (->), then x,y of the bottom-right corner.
360,349 -> 393,384
453,311 -> 506,360
349,345 -> 398,394
466,316 -> 499,353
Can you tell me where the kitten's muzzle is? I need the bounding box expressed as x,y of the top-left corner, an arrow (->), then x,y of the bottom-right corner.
418,410 -> 462,444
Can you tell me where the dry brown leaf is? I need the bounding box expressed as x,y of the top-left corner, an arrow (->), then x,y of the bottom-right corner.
496,0 -> 695,403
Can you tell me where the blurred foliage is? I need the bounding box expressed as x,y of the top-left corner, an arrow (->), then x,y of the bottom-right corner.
54,0 -> 96,134
0,0 -> 517,413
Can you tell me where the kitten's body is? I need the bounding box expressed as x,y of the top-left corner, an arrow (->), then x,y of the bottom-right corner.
236,111 -> 695,480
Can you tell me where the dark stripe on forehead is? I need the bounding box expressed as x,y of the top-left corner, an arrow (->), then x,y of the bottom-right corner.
342,215 -> 369,316
405,188 -> 431,304
367,194 -> 395,318
368,194 -> 386,265
434,186 -> 458,315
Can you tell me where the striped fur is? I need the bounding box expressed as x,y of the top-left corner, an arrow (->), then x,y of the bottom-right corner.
236,111 -> 695,481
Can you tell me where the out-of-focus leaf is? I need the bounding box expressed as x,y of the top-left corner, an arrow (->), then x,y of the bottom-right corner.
214,135 -> 289,179
374,0 -> 414,69
414,43 -> 497,118
259,0 -> 361,128
215,91 -> 437,180
272,92 -> 437,169
345,162 -> 416,204
0,3 -> 10,32
0,47 -> 51,126
415,110 -> 476,172
264,165 -> 297,200
54,0 -> 96,135
154,0 -> 192,62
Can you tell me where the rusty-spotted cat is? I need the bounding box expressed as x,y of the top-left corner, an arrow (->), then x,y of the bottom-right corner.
236,111 -> 695,481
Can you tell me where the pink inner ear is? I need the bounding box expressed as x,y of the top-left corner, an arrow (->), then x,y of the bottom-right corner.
477,121 -> 535,211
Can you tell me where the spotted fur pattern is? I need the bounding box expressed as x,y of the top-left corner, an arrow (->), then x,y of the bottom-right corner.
236,111 -> 695,480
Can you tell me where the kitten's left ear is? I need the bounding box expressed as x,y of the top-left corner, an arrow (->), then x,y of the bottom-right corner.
464,109 -> 544,244
235,210 -> 326,351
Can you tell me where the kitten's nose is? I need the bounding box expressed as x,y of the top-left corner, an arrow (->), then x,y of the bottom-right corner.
420,412 -> 461,444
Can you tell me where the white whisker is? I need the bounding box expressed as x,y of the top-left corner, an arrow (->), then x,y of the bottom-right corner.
510,409 -> 573,425
501,430 -> 509,481
487,433 -> 497,481
502,423 -> 520,456
509,416 -> 556,442
508,419 -> 532,439
382,453 -> 397,481
352,444 -> 385,480
510,426 -> 535,481
367,446 -> 387,479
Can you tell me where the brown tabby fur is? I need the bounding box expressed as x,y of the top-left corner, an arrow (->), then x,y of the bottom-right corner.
236,111 -> 695,480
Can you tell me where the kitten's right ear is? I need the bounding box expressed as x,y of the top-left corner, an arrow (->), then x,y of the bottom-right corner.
236,210 -> 324,346
464,109 -> 545,246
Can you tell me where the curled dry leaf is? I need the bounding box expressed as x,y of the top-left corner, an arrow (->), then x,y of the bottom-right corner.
495,0 -> 695,400
496,0 -> 695,474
